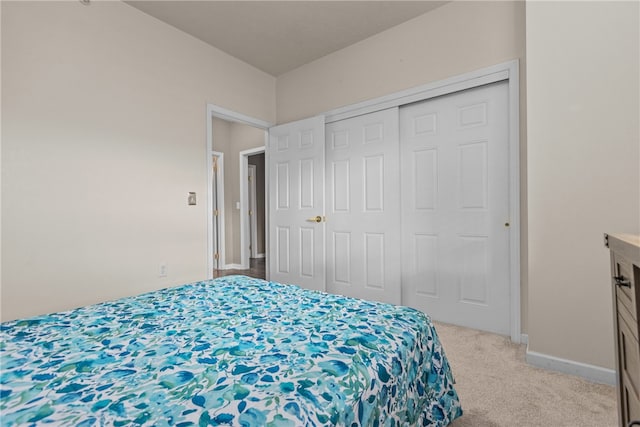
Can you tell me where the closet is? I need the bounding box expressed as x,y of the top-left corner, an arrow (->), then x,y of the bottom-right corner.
269,80 -> 512,336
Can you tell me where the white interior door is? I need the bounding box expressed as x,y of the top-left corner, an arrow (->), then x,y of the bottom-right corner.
268,116 -> 325,291
325,108 -> 401,304
400,81 -> 510,335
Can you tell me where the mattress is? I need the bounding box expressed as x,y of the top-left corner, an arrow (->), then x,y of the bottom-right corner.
0,276 -> 462,426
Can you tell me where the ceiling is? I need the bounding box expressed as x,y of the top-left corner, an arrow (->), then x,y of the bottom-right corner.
125,1 -> 447,76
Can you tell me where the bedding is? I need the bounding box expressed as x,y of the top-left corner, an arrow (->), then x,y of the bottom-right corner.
0,276 -> 462,426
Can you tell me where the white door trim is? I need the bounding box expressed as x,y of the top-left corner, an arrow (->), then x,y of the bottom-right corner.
321,60 -> 521,343
207,104 -> 272,279
240,146 -> 265,269
325,61 -> 511,123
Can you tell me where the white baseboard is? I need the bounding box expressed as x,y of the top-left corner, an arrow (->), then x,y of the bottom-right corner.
221,263 -> 244,270
525,347 -> 616,385
254,253 -> 266,259
520,333 -> 529,345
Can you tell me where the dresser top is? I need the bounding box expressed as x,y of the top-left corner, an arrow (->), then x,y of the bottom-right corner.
606,233 -> 640,264
608,233 -> 640,247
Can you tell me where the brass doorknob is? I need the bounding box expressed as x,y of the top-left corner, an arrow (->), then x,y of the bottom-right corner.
307,216 -> 322,223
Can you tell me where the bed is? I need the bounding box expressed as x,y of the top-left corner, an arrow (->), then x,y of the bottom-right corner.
0,276 -> 462,426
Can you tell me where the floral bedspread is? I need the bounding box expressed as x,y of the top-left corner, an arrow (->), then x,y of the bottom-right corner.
0,276 -> 462,426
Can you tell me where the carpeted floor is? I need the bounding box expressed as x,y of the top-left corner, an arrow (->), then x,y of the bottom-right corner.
435,322 -> 618,427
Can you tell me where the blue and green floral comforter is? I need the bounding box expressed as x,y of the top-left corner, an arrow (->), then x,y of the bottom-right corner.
0,276 -> 462,426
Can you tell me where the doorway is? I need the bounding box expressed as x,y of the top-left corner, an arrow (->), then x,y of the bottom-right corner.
247,155 -> 266,263
207,104 -> 271,280
240,148 -> 266,278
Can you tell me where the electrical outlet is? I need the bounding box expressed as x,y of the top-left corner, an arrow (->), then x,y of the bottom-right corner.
159,263 -> 168,277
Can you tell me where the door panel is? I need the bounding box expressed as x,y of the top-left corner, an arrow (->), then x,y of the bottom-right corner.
326,108 -> 401,305
268,116 -> 325,291
276,226 -> 290,274
400,81 -> 510,335
299,227 -> 315,277
365,233 -> 385,289
333,232 -> 351,284
414,234 -> 438,296
299,159 -> 314,209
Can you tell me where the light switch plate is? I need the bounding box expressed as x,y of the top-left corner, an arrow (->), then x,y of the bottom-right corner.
188,192 -> 196,205
159,263 -> 167,277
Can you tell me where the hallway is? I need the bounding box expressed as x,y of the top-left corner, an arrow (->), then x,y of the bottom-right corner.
213,258 -> 266,280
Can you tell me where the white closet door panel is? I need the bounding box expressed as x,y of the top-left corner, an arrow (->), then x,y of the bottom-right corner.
400,81 -> 510,335
268,116 -> 325,291
326,108 -> 401,305
299,227 -> 315,277
276,226 -> 290,274
414,233 -> 439,297
299,159 -> 315,209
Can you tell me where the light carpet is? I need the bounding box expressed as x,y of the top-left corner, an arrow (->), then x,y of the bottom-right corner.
434,322 -> 617,427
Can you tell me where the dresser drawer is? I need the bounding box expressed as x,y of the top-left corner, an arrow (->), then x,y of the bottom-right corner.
626,386 -> 640,427
620,300 -> 640,343
613,254 -> 638,321
618,313 -> 640,423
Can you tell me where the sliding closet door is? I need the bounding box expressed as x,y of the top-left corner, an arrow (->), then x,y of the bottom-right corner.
400,81 -> 510,335
325,108 -> 401,305
268,116 -> 325,291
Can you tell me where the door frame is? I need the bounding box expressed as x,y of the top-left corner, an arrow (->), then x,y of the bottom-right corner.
206,104 -> 271,279
240,147 -> 265,269
321,60 -> 521,343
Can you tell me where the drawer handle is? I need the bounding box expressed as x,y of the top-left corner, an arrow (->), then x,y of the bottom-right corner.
615,275 -> 632,288
628,422 -> 640,427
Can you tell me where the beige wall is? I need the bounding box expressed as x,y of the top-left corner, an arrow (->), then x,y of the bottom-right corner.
526,1 -> 639,369
277,1 -> 525,123
212,118 -> 265,266
0,2 -> 3,301
1,1 -> 275,321
276,0 -> 529,331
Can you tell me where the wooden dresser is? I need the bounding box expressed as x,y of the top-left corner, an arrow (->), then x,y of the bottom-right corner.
605,233 -> 640,427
